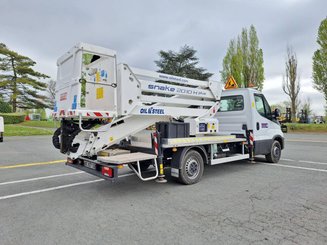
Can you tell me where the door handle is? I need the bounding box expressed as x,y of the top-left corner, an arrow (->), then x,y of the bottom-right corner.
256,122 -> 260,130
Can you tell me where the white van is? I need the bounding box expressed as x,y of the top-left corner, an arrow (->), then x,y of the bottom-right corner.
0,116 -> 4,142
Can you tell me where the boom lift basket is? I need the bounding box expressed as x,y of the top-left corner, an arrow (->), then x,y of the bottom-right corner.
53,43 -> 118,119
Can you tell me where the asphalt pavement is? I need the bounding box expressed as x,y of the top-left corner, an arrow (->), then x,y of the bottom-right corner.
0,133 -> 327,245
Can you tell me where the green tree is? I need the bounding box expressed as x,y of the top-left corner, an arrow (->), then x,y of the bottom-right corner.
36,108 -> 47,120
301,98 -> 312,118
220,25 -> 265,90
221,39 -> 243,86
0,43 -> 49,112
155,45 -> 213,80
312,17 -> 327,114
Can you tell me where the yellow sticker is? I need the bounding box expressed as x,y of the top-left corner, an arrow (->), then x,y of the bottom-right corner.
96,87 -> 104,99
96,71 -> 100,82
252,101 -> 255,108
109,136 -> 114,142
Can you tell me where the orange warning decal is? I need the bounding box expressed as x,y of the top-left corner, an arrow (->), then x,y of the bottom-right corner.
224,76 -> 239,89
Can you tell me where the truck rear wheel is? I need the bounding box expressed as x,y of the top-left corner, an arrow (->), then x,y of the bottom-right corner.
265,140 -> 281,163
178,150 -> 204,185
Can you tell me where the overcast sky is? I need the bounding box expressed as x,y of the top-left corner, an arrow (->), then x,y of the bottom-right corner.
1,0 -> 326,114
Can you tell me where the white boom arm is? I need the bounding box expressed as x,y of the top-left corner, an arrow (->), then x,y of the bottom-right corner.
53,43 -> 222,159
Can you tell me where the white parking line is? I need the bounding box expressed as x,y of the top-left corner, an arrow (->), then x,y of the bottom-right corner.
1,158 -> 326,201
281,158 -> 327,165
281,158 -> 295,162
0,172 -> 84,186
0,179 -> 104,200
299,160 -> 327,165
0,172 -> 136,201
286,139 -> 327,143
263,163 -> 327,173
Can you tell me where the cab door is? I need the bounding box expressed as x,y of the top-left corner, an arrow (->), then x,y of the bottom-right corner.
253,93 -> 273,141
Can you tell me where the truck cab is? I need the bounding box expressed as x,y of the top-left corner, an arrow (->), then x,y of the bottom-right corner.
217,88 -> 284,162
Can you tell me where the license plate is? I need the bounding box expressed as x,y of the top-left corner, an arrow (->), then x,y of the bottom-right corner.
84,161 -> 96,170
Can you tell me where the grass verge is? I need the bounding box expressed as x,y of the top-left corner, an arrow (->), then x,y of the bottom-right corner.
285,123 -> 327,132
18,120 -> 60,128
4,125 -> 53,136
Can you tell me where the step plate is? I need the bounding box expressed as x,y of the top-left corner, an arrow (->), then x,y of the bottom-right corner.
162,135 -> 246,148
210,154 -> 250,165
97,152 -> 157,164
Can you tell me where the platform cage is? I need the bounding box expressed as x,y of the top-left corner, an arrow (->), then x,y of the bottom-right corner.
53,43 -> 118,119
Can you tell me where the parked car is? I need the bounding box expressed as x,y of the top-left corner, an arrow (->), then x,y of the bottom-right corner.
314,116 -> 325,124
0,116 -> 4,142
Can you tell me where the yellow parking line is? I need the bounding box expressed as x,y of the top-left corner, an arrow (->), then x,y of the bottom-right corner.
0,160 -> 66,169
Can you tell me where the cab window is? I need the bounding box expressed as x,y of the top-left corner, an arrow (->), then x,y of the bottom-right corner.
219,95 -> 244,112
254,94 -> 272,120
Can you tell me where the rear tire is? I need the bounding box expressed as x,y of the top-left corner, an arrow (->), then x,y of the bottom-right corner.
265,140 -> 281,163
52,128 -> 61,149
178,150 -> 204,185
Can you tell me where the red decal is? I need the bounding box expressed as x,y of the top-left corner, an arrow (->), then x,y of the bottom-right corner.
60,92 -> 67,101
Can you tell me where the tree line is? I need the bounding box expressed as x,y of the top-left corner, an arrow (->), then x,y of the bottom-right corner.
156,18 -> 327,121
1,17 -> 326,120
0,43 -> 54,113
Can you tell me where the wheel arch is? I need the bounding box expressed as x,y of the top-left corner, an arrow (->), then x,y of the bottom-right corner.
171,145 -> 208,169
273,135 -> 284,150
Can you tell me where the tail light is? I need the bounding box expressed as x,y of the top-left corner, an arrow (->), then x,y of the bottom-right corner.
67,158 -> 74,164
102,166 -> 113,177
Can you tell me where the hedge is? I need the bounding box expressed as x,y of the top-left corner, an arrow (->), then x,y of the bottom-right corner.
0,113 -> 25,124
0,101 -> 12,113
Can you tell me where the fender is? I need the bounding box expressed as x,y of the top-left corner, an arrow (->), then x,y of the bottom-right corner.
254,134 -> 285,155
272,134 -> 285,149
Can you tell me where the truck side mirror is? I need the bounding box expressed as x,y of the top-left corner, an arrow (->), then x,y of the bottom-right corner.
273,108 -> 280,118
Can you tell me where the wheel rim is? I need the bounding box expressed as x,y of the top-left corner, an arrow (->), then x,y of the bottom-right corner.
185,158 -> 200,179
273,145 -> 281,160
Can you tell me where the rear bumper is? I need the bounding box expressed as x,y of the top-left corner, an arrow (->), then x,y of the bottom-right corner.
67,158 -> 119,182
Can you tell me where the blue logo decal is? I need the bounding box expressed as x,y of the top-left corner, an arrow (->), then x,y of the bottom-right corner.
140,107 -> 165,115
261,123 -> 269,128
147,84 -> 206,96
53,101 -> 57,112
71,95 -> 77,109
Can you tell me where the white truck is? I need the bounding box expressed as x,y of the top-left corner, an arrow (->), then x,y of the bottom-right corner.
52,43 -> 284,184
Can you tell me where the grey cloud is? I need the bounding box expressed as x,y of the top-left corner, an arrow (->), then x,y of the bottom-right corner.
0,0 -> 326,113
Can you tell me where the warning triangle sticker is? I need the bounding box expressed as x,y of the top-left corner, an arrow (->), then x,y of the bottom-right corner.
224,76 -> 239,89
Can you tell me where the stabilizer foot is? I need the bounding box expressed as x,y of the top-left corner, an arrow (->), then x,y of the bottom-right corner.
155,175 -> 167,183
